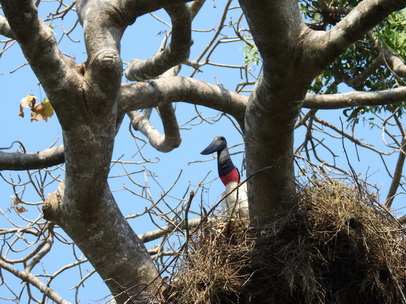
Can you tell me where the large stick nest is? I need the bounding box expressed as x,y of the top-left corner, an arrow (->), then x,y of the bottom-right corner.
165,180 -> 406,304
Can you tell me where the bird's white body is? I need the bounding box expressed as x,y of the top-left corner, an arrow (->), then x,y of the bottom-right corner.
221,181 -> 249,218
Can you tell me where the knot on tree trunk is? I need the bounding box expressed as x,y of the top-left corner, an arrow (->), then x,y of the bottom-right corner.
90,49 -> 121,71
43,181 -> 65,222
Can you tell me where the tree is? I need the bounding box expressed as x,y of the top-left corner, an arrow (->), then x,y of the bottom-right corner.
0,0 -> 405,303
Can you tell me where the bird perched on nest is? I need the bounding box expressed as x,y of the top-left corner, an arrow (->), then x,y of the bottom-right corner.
201,136 -> 248,218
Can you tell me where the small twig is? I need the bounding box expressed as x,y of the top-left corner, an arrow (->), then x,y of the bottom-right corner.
183,191 -> 195,257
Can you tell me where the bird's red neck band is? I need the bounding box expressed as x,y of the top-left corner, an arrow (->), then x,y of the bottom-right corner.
220,167 -> 240,186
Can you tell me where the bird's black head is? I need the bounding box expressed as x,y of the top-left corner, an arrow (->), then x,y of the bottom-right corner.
200,136 -> 227,155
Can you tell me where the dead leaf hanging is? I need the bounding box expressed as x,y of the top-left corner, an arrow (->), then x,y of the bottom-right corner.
19,94 -> 37,118
31,98 -> 54,122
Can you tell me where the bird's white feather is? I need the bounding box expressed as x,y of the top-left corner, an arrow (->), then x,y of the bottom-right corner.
221,181 -> 248,218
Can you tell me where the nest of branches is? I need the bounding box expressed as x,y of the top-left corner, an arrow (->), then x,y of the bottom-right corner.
165,180 -> 406,304
164,217 -> 252,304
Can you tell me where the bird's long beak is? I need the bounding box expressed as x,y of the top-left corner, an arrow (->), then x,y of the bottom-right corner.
200,138 -> 222,155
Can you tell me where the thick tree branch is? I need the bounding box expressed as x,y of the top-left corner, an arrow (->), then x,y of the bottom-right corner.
129,104 -> 181,152
76,0 -> 125,117
125,3 -> 192,81
58,0 -> 127,209
127,67 -> 182,153
344,53 -> 384,89
239,0 -> 307,78
156,103 -> 181,149
303,86 -> 406,109
244,74 -> 305,223
190,0 -> 206,19
382,47 -> 406,78
118,77 -> 248,126
0,145 -> 64,171
22,2 -> 164,302
127,0 -> 192,17
343,31 -> 406,89
306,0 -> 406,71
0,14 -> 14,38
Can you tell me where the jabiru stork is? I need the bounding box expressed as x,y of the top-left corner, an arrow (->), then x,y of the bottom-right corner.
201,136 -> 248,218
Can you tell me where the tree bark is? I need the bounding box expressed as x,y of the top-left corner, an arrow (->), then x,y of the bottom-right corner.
303,87 -> 406,109
44,182 -> 160,303
0,146 -> 64,170
1,1 -> 163,302
238,0 -> 311,224
118,77 -> 248,126
239,0 -> 406,225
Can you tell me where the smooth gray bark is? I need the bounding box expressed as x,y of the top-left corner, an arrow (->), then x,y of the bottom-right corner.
0,145 -> 64,170
125,3 -> 192,81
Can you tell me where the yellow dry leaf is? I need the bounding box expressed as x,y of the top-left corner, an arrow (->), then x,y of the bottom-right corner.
19,94 -> 37,118
21,94 -> 37,108
31,98 -> 54,122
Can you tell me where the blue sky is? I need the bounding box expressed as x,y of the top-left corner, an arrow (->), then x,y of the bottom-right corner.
1,1 -> 404,302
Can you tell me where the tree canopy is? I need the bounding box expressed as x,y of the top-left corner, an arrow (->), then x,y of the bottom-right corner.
0,0 -> 405,303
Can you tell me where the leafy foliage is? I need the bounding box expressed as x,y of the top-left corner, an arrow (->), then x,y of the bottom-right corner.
301,3 -> 406,124
243,2 -> 406,124
242,44 -> 260,66
378,10 -> 406,61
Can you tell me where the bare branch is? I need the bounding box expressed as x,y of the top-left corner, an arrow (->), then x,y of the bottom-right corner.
127,65 -> 183,152
189,0 -> 233,77
129,104 -> 181,153
118,76 -> 248,126
25,227 -> 54,273
0,258 -> 71,304
303,86 -> 406,109
125,3 -> 192,81
382,47 -> 406,78
139,217 -> 207,243
0,145 -> 64,171
0,14 -> 14,38
385,127 -> 406,209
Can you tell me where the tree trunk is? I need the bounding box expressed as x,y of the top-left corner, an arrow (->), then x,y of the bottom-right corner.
44,183 -> 160,303
245,75 -> 310,225
239,0 -> 406,225
239,0 -> 311,225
